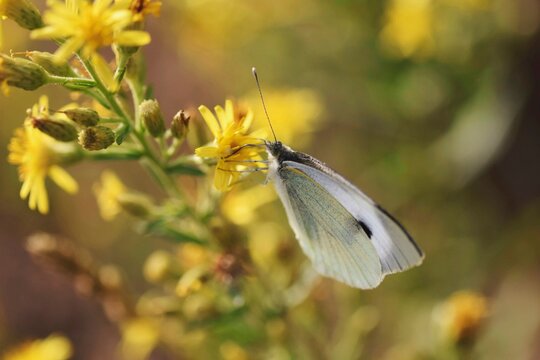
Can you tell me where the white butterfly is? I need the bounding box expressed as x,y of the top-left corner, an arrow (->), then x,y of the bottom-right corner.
250,68 -> 424,289
264,141 -> 424,289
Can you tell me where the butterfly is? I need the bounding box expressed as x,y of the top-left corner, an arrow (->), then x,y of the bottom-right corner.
252,68 -> 424,289
265,140 -> 424,289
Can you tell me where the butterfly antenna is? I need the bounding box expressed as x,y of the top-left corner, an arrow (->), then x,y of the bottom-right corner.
252,67 -> 277,142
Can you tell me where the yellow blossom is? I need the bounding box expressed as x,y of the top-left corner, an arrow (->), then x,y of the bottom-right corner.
31,0 -> 151,62
8,96 -> 79,214
380,0 -> 434,58
243,88 -> 323,149
195,99 -> 266,191
221,184 -> 276,226
2,334 -> 72,360
93,170 -> 127,220
121,318 -> 160,360
220,341 -> 248,360
434,290 -> 489,344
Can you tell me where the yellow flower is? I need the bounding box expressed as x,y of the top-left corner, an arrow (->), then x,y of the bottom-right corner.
2,334 -> 72,360
8,96 -> 79,214
243,88 -> 323,149
434,290 -> 489,344
380,0 -> 434,58
93,170 -> 127,221
221,184 -> 276,226
195,100 -> 266,191
31,0 -> 151,62
121,318 -> 160,360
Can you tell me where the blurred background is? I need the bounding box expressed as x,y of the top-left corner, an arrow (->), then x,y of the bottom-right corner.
1,0 -> 540,359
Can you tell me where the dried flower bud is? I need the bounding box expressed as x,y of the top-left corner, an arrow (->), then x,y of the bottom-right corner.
63,108 -> 100,127
140,99 -> 165,137
79,126 -> 115,151
171,110 -> 190,139
1,0 -> 43,30
27,51 -> 76,77
31,117 -> 78,142
0,54 -> 48,91
116,192 -> 153,218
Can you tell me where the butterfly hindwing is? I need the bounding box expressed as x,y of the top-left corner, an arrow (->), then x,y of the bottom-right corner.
274,165 -> 383,289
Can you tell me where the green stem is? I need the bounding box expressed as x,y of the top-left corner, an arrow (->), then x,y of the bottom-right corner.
113,52 -> 130,86
47,74 -> 96,88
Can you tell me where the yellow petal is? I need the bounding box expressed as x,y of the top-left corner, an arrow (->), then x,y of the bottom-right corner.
198,105 -> 221,138
115,30 -> 151,46
49,165 -> 78,194
214,105 -> 228,127
53,37 -> 84,62
240,109 -> 254,132
214,167 -> 231,191
195,145 -> 219,158
91,54 -> 117,92
225,100 -> 234,126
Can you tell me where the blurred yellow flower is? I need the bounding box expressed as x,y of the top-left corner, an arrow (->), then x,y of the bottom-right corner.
2,334 -> 72,360
176,266 -> 207,298
221,184 -> 276,226
220,341 -> 248,360
143,250 -> 172,283
121,318 -> 160,360
8,96 -> 79,214
31,0 -> 151,62
243,88 -> 323,149
178,243 -> 210,270
93,170 -> 127,220
434,290 -> 489,344
380,0 -> 434,58
195,100 -> 266,191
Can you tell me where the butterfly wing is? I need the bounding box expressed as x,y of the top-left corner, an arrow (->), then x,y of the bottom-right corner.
283,161 -> 424,275
273,165 -> 383,289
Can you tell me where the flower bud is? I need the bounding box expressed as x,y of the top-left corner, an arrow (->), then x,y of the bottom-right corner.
62,108 -> 100,127
116,192 -> 153,218
79,126 -> 115,151
170,110 -> 190,139
0,54 -> 48,91
26,51 -> 76,77
140,99 -> 165,137
31,117 -> 78,142
0,0 -> 43,30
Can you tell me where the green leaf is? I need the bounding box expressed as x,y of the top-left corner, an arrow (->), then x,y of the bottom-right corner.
143,219 -> 206,244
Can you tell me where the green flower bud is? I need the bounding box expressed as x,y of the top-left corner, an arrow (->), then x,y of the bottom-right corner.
26,51 -> 76,77
171,110 -> 190,140
79,126 -> 115,151
62,108 -> 100,127
140,99 -> 165,137
0,0 -> 43,30
31,117 -> 78,142
0,54 -> 48,91
116,192 -> 153,218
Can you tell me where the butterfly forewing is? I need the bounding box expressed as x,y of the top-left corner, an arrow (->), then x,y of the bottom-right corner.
274,166 -> 383,289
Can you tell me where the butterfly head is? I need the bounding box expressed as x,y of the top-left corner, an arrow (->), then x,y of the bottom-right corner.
265,140 -> 284,157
